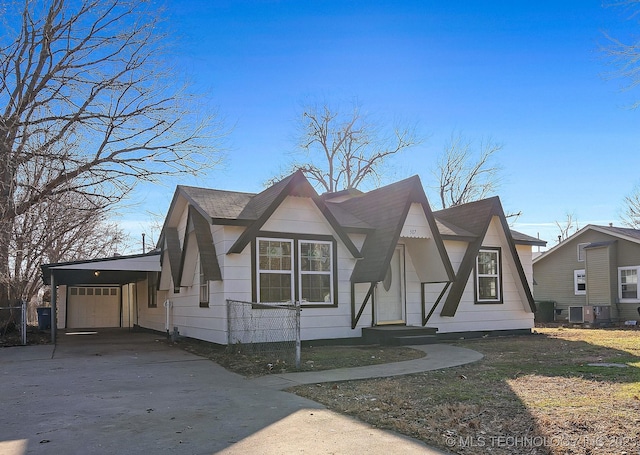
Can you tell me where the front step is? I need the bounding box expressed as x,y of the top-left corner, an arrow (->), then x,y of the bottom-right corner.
389,334 -> 438,346
362,325 -> 439,346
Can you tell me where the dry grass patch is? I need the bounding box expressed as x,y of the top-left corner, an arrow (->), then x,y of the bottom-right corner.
291,328 -> 640,455
165,336 -> 425,377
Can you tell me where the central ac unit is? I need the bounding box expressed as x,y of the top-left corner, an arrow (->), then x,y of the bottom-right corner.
593,305 -> 611,321
569,306 -> 594,323
569,306 -> 583,323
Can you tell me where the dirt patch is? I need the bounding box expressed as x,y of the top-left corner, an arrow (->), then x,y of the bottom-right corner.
164,336 -> 425,377
291,329 -> 640,455
0,325 -> 51,347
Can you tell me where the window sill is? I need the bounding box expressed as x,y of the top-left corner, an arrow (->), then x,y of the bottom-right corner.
619,299 -> 640,304
474,300 -> 503,305
301,302 -> 338,308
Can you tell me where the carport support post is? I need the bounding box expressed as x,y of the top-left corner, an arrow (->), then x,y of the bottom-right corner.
50,273 -> 57,344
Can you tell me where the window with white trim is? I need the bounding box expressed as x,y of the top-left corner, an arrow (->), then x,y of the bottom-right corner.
199,259 -> 209,307
577,243 -> 588,262
619,266 -> 639,301
574,269 -> 586,295
475,248 -> 501,303
299,241 -> 333,303
257,239 -> 294,303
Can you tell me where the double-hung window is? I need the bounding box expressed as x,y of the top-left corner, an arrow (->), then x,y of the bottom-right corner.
299,241 -> 333,303
256,237 -> 335,305
577,243 -> 588,262
199,260 -> 209,307
619,266 -> 639,302
574,269 -> 586,295
476,248 -> 501,303
257,239 -> 294,303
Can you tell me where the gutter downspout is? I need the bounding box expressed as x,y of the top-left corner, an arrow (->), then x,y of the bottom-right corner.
163,299 -> 172,336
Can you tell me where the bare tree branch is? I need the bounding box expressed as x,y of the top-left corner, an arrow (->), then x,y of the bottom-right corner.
0,0 -> 226,303
602,0 -> 640,108
554,212 -> 580,243
271,100 -> 419,192
433,133 -> 502,209
622,185 -> 640,228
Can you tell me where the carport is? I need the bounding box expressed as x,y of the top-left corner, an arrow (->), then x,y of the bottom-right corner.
41,251 -> 161,343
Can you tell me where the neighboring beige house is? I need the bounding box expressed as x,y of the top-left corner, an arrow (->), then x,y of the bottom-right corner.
533,224 -> 640,324
42,171 -> 545,344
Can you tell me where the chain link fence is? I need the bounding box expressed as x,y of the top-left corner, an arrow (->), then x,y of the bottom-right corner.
0,301 -> 27,346
227,299 -> 301,368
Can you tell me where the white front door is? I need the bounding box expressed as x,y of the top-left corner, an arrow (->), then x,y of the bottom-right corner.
375,246 -> 405,325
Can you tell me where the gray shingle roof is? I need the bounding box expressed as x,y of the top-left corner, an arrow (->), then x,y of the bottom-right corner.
178,185 -> 255,220
434,199 -> 546,246
336,176 -> 453,283
510,230 -> 546,246
595,225 -> 640,241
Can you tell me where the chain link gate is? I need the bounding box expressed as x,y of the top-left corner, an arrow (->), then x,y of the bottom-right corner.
226,299 -> 301,369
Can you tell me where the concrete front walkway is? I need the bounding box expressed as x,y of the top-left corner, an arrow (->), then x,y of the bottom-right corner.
0,330 -> 480,455
250,344 -> 483,389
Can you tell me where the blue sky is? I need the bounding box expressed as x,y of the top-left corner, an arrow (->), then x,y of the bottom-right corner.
120,0 -> 640,252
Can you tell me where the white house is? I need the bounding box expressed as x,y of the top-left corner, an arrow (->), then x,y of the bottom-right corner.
42,171 -> 545,344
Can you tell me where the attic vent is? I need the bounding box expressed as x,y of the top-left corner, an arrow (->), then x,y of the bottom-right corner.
569,306 -> 584,323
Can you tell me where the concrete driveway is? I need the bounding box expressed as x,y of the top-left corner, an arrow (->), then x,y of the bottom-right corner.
0,330 -> 446,455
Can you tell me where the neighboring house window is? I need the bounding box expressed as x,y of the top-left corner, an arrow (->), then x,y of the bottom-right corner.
577,243 -> 588,262
257,239 -> 294,303
148,272 -> 157,308
619,266 -> 639,301
299,241 -> 333,303
199,260 -> 209,307
574,269 -> 586,295
475,248 -> 502,303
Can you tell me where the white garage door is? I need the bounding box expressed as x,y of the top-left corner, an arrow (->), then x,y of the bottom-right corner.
67,287 -> 120,328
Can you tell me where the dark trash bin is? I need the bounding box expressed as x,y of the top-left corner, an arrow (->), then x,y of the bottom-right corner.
37,307 -> 51,330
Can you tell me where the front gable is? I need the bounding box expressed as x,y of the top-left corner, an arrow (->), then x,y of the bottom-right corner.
180,207 -> 222,287
402,203 -> 453,284
227,171 -> 361,259
438,198 -> 536,317
261,195 -> 336,236
344,176 -> 454,285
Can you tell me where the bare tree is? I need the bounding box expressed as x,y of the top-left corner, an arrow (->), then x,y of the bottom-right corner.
555,212 -> 580,243
622,186 -> 640,228
0,0 -> 225,303
433,133 -> 502,209
602,1 -> 640,107
8,191 -> 127,306
275,101 -> 419,192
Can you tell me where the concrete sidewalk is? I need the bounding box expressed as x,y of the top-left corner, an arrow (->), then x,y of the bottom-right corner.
249,344 -> 484,389
0,332 -> 462,455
